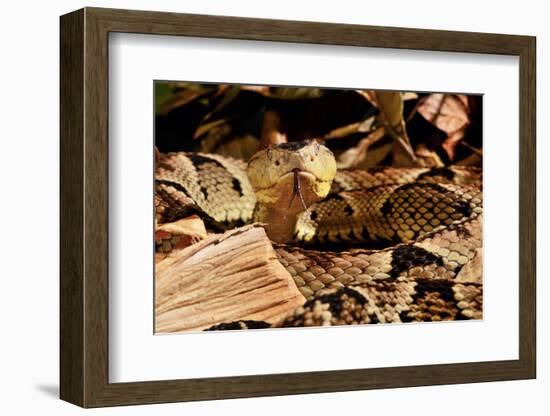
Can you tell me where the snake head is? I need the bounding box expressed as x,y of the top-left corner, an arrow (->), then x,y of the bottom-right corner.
247,140 -> 337,216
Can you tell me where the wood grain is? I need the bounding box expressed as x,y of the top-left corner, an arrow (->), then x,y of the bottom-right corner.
60,7 -> 536,408
60,8 -> 84,406
155,225 -> 305,333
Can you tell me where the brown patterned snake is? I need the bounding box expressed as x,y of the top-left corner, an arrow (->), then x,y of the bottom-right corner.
155,140 -> 483,329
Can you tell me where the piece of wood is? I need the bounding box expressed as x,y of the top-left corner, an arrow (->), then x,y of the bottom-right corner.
155,225 -> 306,333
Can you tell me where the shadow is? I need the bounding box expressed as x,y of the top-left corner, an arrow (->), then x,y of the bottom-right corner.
35,384 -> 59,398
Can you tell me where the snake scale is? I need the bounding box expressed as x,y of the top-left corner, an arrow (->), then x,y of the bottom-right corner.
155,141 -> 483,329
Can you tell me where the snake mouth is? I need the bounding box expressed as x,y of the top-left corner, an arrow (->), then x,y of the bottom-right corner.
278,169 -> 322,213
289,168 -> 309,212
251,168 -> 333,214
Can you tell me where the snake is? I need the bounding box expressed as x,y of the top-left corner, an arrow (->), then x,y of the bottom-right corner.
155,140 -> 483,328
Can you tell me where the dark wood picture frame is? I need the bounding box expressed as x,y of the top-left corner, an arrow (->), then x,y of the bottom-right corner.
60,7 -> 536,408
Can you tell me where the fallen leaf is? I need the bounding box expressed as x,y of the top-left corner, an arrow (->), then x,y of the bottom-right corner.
351,90 -> 417,167
268,87 -> 324,100
202,85 -> 242,121
324,116 -> 377,140
155,83 -> 215,115
336,126 -> 387,169
401,92 -> 419,101
240,85 -> 275,95
373,92 -> 417,166
374,91 -> 404,128
260,110 -> 287,147
417,94 -> 470,160
354,90 -> 376,105
193,117 -> 239,140
414,144 -> 444,168
456,153 -> 482,166
455,142 -> 482,166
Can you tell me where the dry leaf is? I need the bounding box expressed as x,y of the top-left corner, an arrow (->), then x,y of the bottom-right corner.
261,110 -> 287,147
373,92 -> 417,166
156,83 -> 216,115
201,85 -> 242,123
157,89 -> 206,116
240,85 -> 279,96
417,94 -> 470,160
351,90 -> 417,167
354,89 -> 376,105
337,126 -> 387,169
193,117 -> 237,139
268,87 -> 324,100
456,152 -> 482,166
401,92 -> 419,101
374,91 -> 404,128
456,143 -> 482,166
414,144 -> 444,168
324,116 -> 377,140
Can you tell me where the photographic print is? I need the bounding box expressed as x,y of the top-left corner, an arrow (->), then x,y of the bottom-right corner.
60,9 -> 535,406
154,83 -> 483,334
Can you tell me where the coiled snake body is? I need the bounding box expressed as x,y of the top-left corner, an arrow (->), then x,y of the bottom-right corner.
155,141 -> 483,328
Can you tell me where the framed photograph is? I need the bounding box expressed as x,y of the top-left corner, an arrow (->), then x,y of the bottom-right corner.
60,7 -> 536,408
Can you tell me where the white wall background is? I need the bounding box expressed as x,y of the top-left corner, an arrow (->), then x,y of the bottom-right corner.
0,0 -> 546,414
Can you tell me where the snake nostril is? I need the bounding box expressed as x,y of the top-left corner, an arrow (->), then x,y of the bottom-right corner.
275,160 -> 280,166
